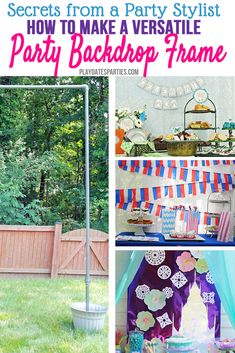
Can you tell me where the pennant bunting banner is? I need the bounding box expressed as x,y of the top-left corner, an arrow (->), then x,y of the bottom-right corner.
116,180 -> 235,204
116,200 -> 220,227
118,160 -> 235,185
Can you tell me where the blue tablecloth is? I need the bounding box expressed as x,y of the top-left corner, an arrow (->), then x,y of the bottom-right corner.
116,232 -> 235,247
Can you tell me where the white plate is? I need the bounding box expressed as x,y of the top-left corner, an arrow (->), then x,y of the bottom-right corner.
163,234 -> 205,241
119,117 -> 135,132
126,128 -> 149,143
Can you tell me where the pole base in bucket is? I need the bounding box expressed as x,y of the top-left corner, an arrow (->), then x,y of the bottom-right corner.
70,302 -> 107,332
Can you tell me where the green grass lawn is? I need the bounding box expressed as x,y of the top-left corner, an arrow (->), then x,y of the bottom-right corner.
0,278 -> 108,353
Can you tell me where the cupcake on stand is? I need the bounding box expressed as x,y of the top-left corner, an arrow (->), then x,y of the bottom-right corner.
127,208 -> 153,236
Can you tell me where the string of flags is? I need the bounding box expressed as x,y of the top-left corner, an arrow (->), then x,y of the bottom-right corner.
137,77 -> 204,97
118,159 -> 235,169
116,178 -> 235,205
137,77 -> 205,111
116,200 -> 219,227
117,160 -> 235,186
116,159 -> 234,227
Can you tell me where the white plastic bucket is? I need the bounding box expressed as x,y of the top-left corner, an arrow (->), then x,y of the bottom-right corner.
70,302 -> 107,331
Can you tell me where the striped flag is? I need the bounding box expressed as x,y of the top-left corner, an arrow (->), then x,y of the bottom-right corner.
186,211 -> 199,233
217,212 -> 232,242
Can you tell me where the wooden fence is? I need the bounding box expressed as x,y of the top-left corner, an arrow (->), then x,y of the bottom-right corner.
0,223 -> 108,278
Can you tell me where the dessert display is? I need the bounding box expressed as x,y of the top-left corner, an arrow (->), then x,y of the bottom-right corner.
166,336 -> 195,352
127,207 -> 141,223
153,135 -> 167,150
169,231 -> 196,240
127,208 -> 153,224
187,121 -> 212,129
164,131 -> 199,141
183,90 -> 235,156
142,208 -> 153,224
116,90 -> 235,157
209,132 -> 228,141
163,130 -> 200,156
194,104 -> 210,111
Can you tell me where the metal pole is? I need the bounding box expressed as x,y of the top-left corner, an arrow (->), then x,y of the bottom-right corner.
0,84 -> 91,311
84,86 -> 90,312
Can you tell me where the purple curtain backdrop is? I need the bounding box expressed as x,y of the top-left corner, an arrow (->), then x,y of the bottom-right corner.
127,251 -> 220,340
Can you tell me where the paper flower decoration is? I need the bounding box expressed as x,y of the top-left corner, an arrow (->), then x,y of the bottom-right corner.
116,107 -> 131,117
136,311 -> 155,331
176,252 -> 196,272
139,111 -> 147,121
144,289 -> 166,311
195,258 -> 208,274
144,338 -> 166,353
134,117 -> 144,128
135,284 -> 150,300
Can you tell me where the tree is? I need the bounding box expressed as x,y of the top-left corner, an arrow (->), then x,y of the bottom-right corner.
0,77 -> 108,232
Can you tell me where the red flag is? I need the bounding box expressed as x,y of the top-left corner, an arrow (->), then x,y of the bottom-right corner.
168,167 -> 173,179
144,188 -> 149,201
224,174 -> 230,190
169,185 -> 173,198
192,183 -> 197,195
132,200 -> 138,208
119,189 -> 125,208
156,186 -> 161,199
156,166 -> 161,176
192,170 -> 197,182
204,213 -> 208,225
214,173 -> 219,192
180,184 -> 185,197
156,205 -> 162,216
132,189 -> 137,202
180,168 -> 184,181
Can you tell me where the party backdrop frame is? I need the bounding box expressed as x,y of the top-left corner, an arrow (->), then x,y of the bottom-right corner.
0,84 -> 92,311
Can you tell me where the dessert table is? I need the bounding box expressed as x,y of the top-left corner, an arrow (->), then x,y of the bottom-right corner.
116,232 -> 235,247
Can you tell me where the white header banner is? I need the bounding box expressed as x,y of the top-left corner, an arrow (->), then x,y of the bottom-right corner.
0,0 -> 234,76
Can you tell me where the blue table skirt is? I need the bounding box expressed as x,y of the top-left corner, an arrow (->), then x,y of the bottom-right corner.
116,232 -> 235,247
